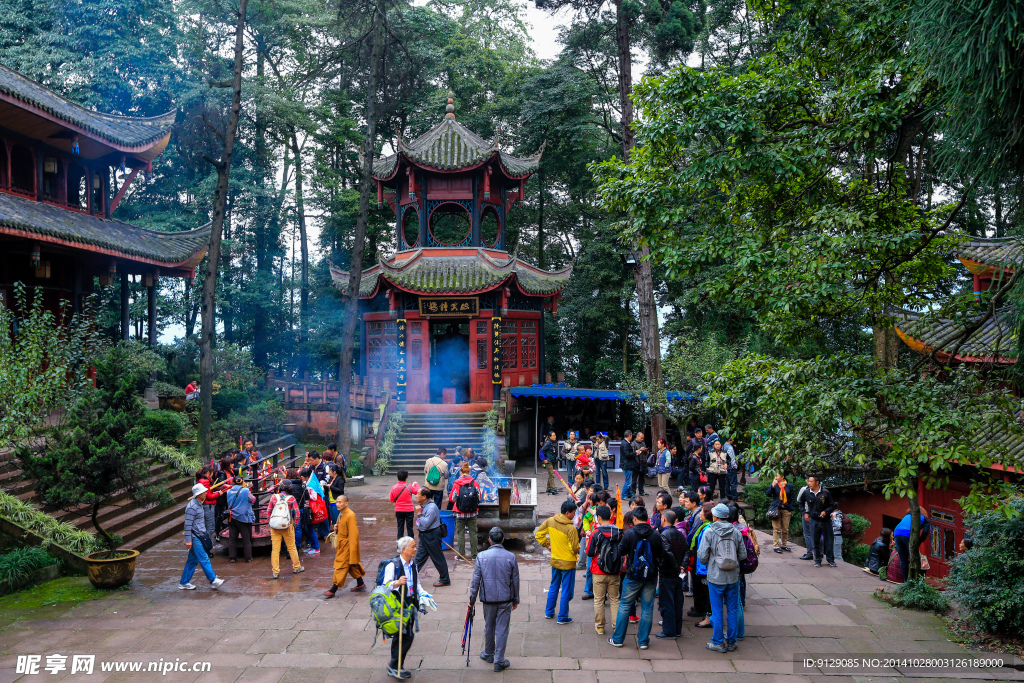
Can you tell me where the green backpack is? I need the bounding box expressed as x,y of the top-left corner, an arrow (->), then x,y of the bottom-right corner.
427,462 -> 442,487
369,560 -> 415,638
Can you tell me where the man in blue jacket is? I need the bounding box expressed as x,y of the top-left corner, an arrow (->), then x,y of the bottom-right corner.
226,477 -> 256,563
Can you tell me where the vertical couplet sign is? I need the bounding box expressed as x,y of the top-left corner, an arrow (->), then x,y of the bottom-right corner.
491,317 -> 502,384
396,318 -> 407,401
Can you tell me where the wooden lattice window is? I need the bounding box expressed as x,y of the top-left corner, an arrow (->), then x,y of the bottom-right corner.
501,320 -> 518,334
476,321 -> 488,335
501,335 -> 517,369
477,339 -> 487,369
520,336 -> 537,368
521,321 -> 537,335
411,321 -> 422,333
410,339 -> 422,370
383,321 -> 398,371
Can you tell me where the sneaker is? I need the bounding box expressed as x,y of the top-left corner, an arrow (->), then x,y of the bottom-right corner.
544,614 -> 554,619
479,653 -> 493,663
828,561 -> 837,568
178,583 -> 196,590
294,566 -> 306,574
655,632 -> 678,639
629,616 -> 640,623
229,558 -> 237,563
773,548 -> 783,554
782,546 -> 793,552
210,578 -> 224,589
726,641 -> 737,652
706,642 -> 727,653
494,660 -> 510,672
306,549 -> 320,556
557,618 -> 573,625
581,594 -> 594,601
386,666 -> 411,680
271,573 -> 279,579
595,626 -> 604,635
639,644 -> 649,650
799,554 -> 813,560
433,581 -> 450,587
814,562 -> 822,567
607,638 -> 623,648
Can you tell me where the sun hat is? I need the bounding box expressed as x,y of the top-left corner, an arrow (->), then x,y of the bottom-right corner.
191,483 -> 208,499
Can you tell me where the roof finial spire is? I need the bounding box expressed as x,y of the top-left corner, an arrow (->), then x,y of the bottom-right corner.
445,91 -> 455,119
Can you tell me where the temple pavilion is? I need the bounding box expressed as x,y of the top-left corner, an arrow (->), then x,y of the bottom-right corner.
332,97 -> 572,406
0,64 -> 210,341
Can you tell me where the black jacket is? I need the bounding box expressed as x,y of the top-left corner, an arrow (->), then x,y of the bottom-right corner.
328,473 -> 345,498
797,485 -> 835,519
865,537 -> 891,573
687,453 -> 703,480
619,522 -> 672,582
540,440 -> 557,463
619,439 -> 637,470
659,525 -> 687,577
770,482 -> 795,511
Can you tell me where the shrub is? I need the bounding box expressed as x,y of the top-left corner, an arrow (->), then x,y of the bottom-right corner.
212,388 -> 248,420
841,513 -> 871,563
946,498 -> 1024,636
742,479 -> 771,520
0,492 -> 99,555
0,547 -> 59,590
139,410 -> 189,445
875,578 -> 950,614
19,343 -> 173,556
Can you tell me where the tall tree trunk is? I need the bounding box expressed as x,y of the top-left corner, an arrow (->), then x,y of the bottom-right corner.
338,1 -> 386,455
872,324 -> 899,367
614,0 -> 665,444
908,484 -> 921,581
290,132 -> 310,371
198,0 -> 248,461
252,48 -> 270,369
537,170 -> 545,268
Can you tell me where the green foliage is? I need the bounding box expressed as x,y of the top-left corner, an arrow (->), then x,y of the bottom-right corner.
152,381 -> 185,398
0,547 -> 59,590
0,577 -> 110,612
18,343 -> 173,555
372,412 -> 405,476
703,354 -> 1023,516
138,410 -> 189,445
212,388 -> 249,420
946,498 -> 1024,636
143,439 -> 201,479
0,492 -> 99,556
742,479 -> 771,521
876,578 -> 950,615
0,283 -> 97,452
210,399 -> 289,454
842,513 -> 872,564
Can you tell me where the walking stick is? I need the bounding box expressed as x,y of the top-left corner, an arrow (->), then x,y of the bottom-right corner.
465,605 -> 475,667
443,539 -> 474,563
397,585 -> 406,675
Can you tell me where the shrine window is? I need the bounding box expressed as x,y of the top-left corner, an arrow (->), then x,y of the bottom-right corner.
410,339 -> 422,370
476,321 -> 487,335
10,144 -> 34,194
477,338 -> 487,369
501,335 -> 517,369
501,320 -> 517,334
411,321 -> 422,334
67,163 -> 88,210
42,156 -> 63,202
520,335 -> 537,368
383,321 -> 398,370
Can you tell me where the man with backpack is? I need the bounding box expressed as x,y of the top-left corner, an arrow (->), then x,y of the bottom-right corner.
469,527 -> 520,672
657,509 -> 687,639
414,489 -> 451,586
423,448 -> 448,508
585,505 -> 621,635
698,503 -> 745,653
449,462 -> 482,560
535,500 -> 581,624
376,537 -> 432,680
608,506 -> 671,650
267,480 -> 305,579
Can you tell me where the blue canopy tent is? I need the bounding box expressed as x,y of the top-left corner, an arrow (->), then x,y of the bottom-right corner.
509,386 -> 699,473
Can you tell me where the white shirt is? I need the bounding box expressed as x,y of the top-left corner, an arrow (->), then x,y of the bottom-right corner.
382,556 -> 423,599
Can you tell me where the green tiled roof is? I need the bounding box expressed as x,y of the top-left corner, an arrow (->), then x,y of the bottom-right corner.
0,191 -> 210,265
895,308 -> 1018,363
331,248 -> 572,298
958,236 -> 1022,270
372,118 -> 541,178
0,64 -> 175,149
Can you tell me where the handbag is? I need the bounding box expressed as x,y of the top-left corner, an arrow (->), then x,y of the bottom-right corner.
766,505 -> 780,520
195,532 -> 213,554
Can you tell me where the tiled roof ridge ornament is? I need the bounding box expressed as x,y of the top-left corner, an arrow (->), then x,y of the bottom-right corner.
445,91 -> 455,119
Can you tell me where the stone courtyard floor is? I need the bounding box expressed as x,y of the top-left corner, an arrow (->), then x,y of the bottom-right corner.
0,469 -> 1018,682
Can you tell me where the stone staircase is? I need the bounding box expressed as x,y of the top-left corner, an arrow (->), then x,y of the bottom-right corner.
0,446 -> 194,553
386,411 -> 490,474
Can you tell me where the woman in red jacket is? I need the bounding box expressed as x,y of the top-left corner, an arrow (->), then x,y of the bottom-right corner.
389,469 -> 419,539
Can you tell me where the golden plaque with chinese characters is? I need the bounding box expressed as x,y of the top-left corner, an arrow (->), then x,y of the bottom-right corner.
418,296 -> 479,317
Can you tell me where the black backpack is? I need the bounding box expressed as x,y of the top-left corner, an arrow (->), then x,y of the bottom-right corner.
456,482 -> 480,514
596,527 -> 623,574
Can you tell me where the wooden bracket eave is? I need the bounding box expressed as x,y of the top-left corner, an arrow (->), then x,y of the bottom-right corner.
109,167 -> 142,215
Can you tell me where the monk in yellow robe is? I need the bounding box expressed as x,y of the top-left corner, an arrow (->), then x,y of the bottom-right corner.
323,495 -> 366,597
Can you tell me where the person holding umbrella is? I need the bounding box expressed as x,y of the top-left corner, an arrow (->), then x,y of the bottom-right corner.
468,527 -> 520,672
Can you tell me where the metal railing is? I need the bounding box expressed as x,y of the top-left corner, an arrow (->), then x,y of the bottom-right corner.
241,434 -> 300,536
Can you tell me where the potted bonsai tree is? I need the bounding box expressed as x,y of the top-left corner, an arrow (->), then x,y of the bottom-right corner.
20,342 -> 172,588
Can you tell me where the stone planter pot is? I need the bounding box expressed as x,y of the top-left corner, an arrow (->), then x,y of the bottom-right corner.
347,475 -> 365,487
85,549 -> 140,589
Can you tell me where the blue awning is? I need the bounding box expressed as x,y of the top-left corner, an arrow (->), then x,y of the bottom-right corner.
510,386 -> 699,402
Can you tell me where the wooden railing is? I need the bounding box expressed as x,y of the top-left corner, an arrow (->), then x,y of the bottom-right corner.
266,371 -> 392,412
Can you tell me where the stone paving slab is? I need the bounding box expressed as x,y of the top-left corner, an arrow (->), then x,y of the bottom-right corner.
0,471 -> 1018,681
